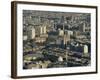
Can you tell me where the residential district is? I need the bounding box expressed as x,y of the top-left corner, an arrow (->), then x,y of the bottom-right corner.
23,10 -> 91,69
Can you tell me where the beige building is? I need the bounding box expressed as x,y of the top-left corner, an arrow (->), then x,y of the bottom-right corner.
39,25 -> 47,34
84,45 -> 88,54
63,34 -> 70,45
32,27 -> 35,39
58,28 -> 64,36
35,37 -> 46,43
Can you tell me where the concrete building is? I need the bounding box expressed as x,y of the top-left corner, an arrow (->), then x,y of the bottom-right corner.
79,22 -> 86,32
56,38 -> 62,45
73,31 -> 81,37
63,34 -> 70,45
84,45 -> 88,54
67,30 -> 73,36
40,25 -> 47,34
63,35 -> 67,45
43,25 -> 46,34
35,37 -> 46,43
32,27 -> 35,39
58,28 -> 64,36
27,26 -> 35,39
58,56 -> 63,62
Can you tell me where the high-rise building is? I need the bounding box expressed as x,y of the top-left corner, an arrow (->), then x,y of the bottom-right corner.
43,26 -> 46,34
79,22 -> 86,32
73,31 -> 80,37
66,30 -> 73,36
63,34 -> 70,45
27,26 -> 35,39
39,25 -> 47,34
58,28 -> 64,36
58,56 -> 63,62
82,44 -> 89,57
82,23 -> 86,32
32,27 -> 35,39
84,45 -> 88,54
63,35 -> 67,45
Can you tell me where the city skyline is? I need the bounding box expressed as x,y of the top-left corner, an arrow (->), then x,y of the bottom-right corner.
23,10 -> 91,69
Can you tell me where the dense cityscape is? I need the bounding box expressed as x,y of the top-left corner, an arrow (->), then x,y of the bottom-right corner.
23,10 -> 91,69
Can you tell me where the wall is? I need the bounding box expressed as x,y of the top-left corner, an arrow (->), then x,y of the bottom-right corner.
0,0 -> 99,80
